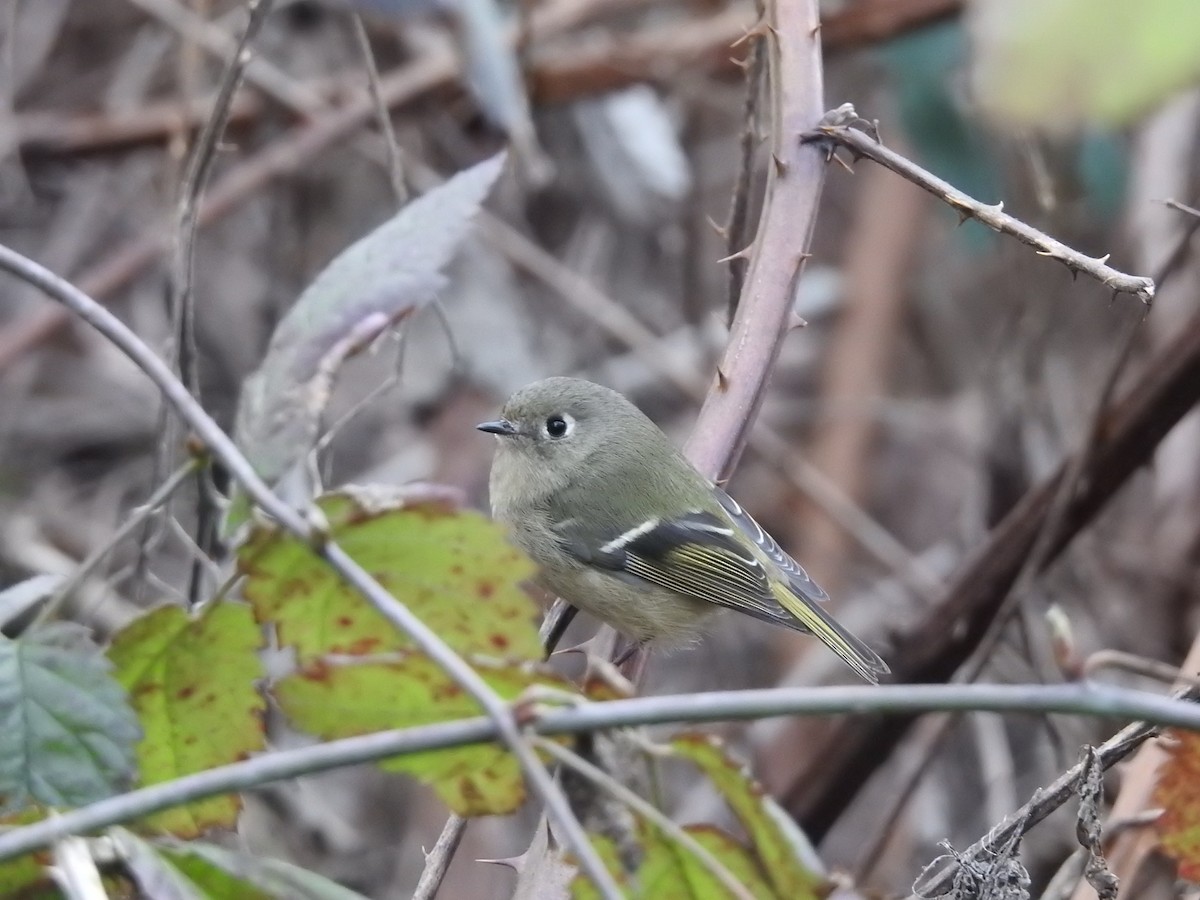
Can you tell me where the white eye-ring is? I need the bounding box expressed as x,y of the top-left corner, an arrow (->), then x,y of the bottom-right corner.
542,413 -> 575,439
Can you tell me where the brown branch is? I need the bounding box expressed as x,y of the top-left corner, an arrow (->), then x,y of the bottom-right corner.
783,304 -> 1200,838
683,0 -> 827,481
804,112 -> 1157,302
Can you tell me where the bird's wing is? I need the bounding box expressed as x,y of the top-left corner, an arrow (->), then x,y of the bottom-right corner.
553,500 -> 888,683
710,486 -> 829,605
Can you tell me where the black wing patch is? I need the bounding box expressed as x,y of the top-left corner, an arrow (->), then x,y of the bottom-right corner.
556,510 -> 799,628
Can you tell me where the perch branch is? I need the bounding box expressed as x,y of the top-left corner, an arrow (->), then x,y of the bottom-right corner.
1,681 -> 1199,863
802,110 -> 1156,302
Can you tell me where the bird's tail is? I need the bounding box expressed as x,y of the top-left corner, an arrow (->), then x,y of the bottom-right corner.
771,582 -> 890,683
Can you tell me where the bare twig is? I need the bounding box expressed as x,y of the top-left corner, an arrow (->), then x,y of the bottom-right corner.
1084,649 -> 1200,689
351,13 -> 407,203
412,815 -> 469,900
48,836 -> 106,900
171,0 -> 273,396
166,0 -> 275,607
0,243 -> 620,899
2,681 -> 1200,864
123,0 -> 327,113
32,458 -> 200,627
1165,198 -> 1200,219
803,111 -> 1156,303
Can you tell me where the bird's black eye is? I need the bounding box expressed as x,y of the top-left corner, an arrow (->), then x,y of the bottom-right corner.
545,415 -> 569,438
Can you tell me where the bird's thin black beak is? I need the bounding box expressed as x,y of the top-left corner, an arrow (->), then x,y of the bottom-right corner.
476,419 -> 519,436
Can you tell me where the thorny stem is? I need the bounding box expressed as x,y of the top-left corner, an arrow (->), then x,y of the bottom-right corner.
803,109 -> 1156,302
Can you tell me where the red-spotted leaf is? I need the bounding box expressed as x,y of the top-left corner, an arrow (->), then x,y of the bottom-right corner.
1155,729 -> 1200,881
0,623 -> 140,814
107,602 -> 266,836
671,735 -> 824,899
239,486 -> 540,663
273,654 -> 562,816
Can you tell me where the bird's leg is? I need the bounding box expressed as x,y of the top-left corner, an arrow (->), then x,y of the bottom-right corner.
540,600 -> 579,657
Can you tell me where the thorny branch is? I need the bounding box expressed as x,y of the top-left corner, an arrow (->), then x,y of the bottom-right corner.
684,0 -> 827,482
802,107 -> 1157,303
165,0 -> 275,607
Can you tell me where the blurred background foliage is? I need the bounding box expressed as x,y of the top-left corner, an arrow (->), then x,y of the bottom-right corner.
2,0 -> 1200,896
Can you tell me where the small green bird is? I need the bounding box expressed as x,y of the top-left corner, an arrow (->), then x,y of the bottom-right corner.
478,377 -> 888,683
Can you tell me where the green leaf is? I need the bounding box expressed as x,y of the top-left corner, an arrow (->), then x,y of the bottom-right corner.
239,486 -> 541,664
570,833 -> 630,900
274,654 -> 564,815
107,602 -> 266,836
162,841 -> 372,900
571,822 -> 774,899
972,0 -> 1200,129
638,824 -> 773,899
0,623 -> 140,814
671,735 -> 824,899
231,154 -> 506,521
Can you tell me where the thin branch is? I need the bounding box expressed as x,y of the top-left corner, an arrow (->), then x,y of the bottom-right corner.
350,13 -> 407,203
0,243 -> 620,900
2,682 -> 1200,863
33,458 -> 201,626
12,0 -> 964,159
171,0 -> 274,397
412,815 -> 468,900
168,0 -> 275,607
537,738 -> 755,900
123,0 -> 327,113
803,109 -> 1156,302
1165,197 -> 1200,219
